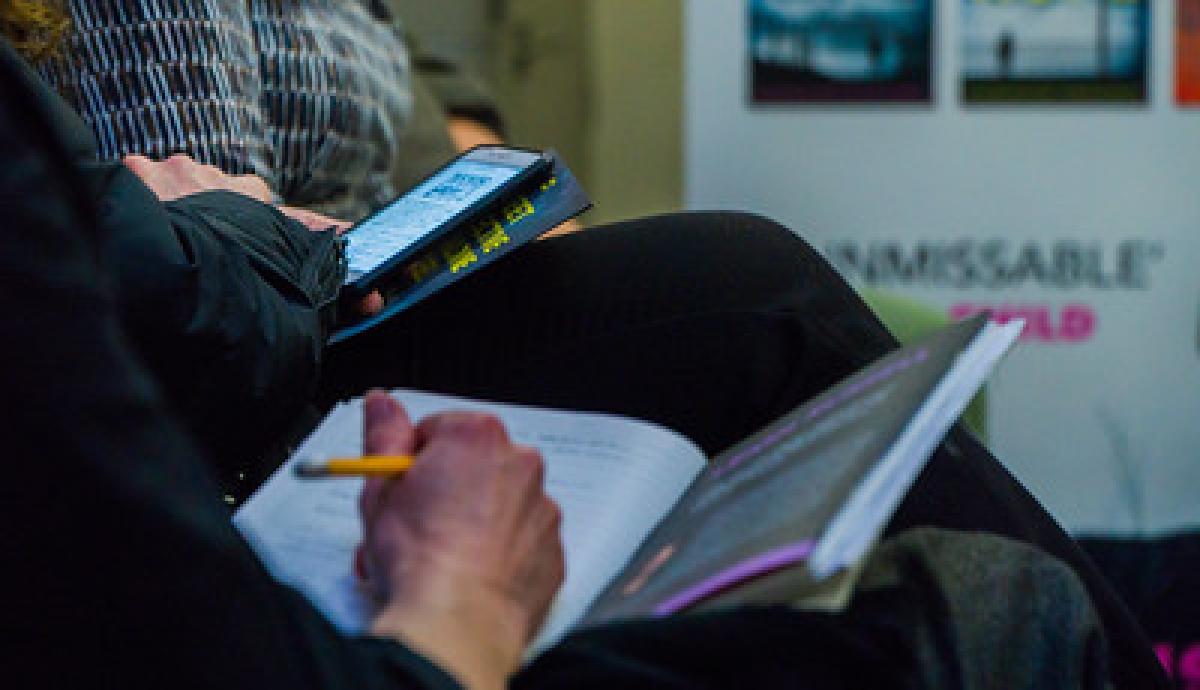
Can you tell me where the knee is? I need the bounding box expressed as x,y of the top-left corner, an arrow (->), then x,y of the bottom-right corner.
635,210 -> 823,263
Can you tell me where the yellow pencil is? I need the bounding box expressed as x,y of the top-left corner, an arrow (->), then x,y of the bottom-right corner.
294,455 -> 415,478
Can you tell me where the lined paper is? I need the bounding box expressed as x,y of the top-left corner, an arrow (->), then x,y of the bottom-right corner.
233,390 -> 706,652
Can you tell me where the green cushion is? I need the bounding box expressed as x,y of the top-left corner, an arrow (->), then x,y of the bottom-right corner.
859,288 -> 988,442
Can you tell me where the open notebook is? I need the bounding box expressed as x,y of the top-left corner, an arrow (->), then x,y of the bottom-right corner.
234,315 -> 1022,654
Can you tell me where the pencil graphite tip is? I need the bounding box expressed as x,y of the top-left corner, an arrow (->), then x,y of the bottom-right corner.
293,461 -> 329,478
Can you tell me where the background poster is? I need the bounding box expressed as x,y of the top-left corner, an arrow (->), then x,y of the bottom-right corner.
749,0 -> 933,103
961,0 -> 1150,103
689,1 -> 1200,537
1180,0 -> 1200,104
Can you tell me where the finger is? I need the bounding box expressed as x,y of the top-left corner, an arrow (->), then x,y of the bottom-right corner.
358,394 -> 412,541
533,539 -> 566,634
277,206 -> 351,233
277,206 -> 310,229
165,153 -> 198,175
363,389 -> 415,457
510,445 -> 547,499
522,505 -> 566,641
414,411 -> 510,450
353,544 -> 368,581
356,291 -> 385,316
235,174 -> 274,203
359,476 -> 387,521
122,155 -> 177,199
195,161 -> 227,186
292,209 -> 354,234
353,541 -> 387,601
121,154 -> 154,179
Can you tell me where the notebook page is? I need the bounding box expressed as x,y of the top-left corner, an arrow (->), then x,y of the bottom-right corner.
233,390 -> 706,652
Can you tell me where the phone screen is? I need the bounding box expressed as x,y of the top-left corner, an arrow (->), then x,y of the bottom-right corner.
344,151 -> 540,282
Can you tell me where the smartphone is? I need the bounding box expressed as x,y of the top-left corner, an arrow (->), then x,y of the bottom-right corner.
341,145 -> 553,297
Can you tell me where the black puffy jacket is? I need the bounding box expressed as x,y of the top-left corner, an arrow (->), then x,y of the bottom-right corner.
3,40 -> 344,491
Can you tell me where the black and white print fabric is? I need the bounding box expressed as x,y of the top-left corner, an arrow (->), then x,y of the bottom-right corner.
42,0 -> 413,220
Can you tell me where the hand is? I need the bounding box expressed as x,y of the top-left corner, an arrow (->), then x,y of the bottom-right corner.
276,205 -> 352,234
354,290 -> 385,317
357,391 -> 564,690
267,208 -> 384,314
446,115 -> 504,153
272,207 -> 385,315
124,155 -> 354,232
540,218 -> 585,238
272,205 -> 381,316
123,153 -> 273,203
122,155 -> 380,314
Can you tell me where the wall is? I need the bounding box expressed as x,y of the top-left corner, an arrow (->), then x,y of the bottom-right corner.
494,0 -> 684,226
392,0 -> 684,227
584,1 -> 683,226
388,0 -> 590,188
387,0 -> 494,76
489,0 -> 591,193
686,1 -> 1200,534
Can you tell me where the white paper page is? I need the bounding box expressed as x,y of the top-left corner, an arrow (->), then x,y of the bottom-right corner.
233,390 -> 706,652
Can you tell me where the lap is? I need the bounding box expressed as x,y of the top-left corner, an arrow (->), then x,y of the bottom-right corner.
321,211 -> 1162,687
321,211 -> 887,452
518,530 -> 1111,690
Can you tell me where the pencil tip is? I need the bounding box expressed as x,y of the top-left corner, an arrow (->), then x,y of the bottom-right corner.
293,461 -> 324,478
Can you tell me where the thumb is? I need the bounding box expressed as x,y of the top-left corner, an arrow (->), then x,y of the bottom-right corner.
363,389 -> 415,456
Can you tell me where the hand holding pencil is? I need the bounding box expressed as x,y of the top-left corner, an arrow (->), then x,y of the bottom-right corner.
347,390 -> 565,689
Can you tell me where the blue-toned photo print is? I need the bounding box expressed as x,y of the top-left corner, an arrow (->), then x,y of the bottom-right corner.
961,0 -> 1149,103
749,0 -> 934,103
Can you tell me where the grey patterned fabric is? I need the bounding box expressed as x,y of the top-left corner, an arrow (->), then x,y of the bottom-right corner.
41,0 -> 414,221
855,528 -> 1112,690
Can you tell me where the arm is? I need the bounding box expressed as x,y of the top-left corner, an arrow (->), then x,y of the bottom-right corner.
3,52 -> 562,689
0,52 -> 450,688
83,155 -> 345,482
4,36 -> 340,484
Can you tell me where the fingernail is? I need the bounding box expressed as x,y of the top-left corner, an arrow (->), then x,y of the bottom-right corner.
364,390 -> 396,423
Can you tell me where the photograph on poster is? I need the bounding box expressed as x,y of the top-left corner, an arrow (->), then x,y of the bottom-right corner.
749,0 -> 933,103
961,0 -> 1149,103
1179,0 -> 1200,104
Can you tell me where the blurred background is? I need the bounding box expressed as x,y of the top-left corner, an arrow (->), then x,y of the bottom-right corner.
391,0 -> 1200,539
395,2 -> 1200,676
392,0 -> 684,227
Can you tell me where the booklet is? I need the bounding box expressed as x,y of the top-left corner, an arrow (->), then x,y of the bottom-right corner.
329,152 -> 591,344
235,314 -> 1022,654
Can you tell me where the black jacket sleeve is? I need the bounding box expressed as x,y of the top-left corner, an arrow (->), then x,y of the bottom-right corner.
4,39 -> 344,482
93,159 -> 345,479
1,38 -> 461,690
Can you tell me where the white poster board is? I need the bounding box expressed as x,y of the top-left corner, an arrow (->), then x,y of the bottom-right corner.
686,0 -> 1200,534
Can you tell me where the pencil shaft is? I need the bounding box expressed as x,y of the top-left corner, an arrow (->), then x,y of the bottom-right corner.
294,456 -> 414,478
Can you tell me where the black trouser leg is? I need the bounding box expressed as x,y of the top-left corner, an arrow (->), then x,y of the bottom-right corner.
321,211 -> 1161,687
